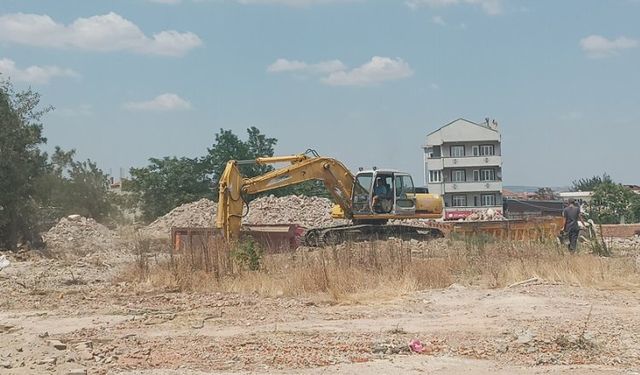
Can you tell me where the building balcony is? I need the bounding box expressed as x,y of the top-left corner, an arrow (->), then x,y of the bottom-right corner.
443,155 -> 501,168
444,181 -> 502,193
426,158 -> 444,170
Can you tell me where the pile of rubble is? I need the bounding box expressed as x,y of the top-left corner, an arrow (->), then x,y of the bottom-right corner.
606,235 -> 640,250
141,199 -> 217,238
464,208 -> 506,221
245,195 -> 345,228
43,215 -> 121,256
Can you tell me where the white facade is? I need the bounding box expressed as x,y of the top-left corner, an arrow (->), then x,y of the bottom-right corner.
423,118 -> 503,220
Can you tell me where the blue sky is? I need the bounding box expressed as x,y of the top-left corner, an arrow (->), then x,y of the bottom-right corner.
1,0 -> 638,187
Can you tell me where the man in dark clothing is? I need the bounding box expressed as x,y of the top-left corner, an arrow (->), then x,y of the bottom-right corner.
372,178 -> 391,213
562,198 -> 582,252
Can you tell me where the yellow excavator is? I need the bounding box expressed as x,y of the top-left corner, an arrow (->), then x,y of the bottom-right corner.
215,150 -> 445,246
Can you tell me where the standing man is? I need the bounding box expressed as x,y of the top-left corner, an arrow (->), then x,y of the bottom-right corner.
562,198 -> 582,252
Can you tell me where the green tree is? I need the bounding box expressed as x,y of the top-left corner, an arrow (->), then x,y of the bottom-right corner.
629,194 -> 640,223
205,127 -> 277,185
36,147 -> 115,222
572,173 -> 612,192
0,81 -> 50,250
532,187 -> 557,200
128,156 -> 212,222
589,181 -> 635,224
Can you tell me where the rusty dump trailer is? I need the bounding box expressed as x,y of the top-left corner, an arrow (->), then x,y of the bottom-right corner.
171,217 -> 564,254
447,217 -> 564,241
171,224 -> 305,254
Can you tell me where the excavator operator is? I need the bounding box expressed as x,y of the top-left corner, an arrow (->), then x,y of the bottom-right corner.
372,177 -> 392,213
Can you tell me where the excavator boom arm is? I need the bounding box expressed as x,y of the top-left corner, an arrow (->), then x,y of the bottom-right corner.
216,155 -> 355,240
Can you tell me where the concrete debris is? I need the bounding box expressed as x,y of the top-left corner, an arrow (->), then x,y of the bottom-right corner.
516,330 -> 535,345
48,339 -> 67,350
141,198 -> 218,238
0,255 -> 10,271
606,235 -> 640,250
37,357 -> 57,365
43,216 -> 121,257
464,208 -> 506,222
245,195 -> 347,229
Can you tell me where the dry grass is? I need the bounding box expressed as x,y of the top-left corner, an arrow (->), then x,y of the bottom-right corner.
119,236 -> 640,301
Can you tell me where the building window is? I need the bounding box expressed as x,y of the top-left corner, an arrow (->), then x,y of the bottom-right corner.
472,146 -> 479,156
473,170 -> 480,182
432,146 -> 441,158
473,196 -> 480,207
450,145 -> 465,157
481,194 -> 496,206
480,144 -> 495,156
429,170 -> 442,183
480,169 -> 495,181
452,195 -> 467,207
451,169 -> 466,182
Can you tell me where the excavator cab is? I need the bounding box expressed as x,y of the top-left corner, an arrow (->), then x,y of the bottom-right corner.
351,170 -> 416,216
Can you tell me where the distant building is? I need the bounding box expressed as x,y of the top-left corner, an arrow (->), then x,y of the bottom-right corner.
623,184 -> 640,194
423,118 -> 503,220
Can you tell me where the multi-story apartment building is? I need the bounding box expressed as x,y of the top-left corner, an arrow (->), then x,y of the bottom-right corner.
423,118 -> 503,220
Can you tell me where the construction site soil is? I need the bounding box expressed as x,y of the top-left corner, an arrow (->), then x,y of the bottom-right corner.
1,197 -> 639,374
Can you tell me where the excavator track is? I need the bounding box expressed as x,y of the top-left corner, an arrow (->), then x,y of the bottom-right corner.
303,224 -> 444,247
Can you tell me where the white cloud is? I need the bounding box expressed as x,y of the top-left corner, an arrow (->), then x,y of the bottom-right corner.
0,12 -> 202,57
430,83 -> 440,90
407,0 -> 503,15
432,16 -> 446,26
124,93 -> 192,111
268,56 -> 413,86
322,56 -> 413,86
580,35 -> 638,58
267,58 -> 346,74
0,58 -> 78,84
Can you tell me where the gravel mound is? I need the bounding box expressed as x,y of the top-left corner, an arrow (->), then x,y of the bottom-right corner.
43,215 -> 121,256
245,195 -> 344,229
142,198 -> 217,238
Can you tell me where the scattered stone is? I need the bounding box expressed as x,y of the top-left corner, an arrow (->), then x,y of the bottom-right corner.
516,330 -> 535,345
447,283 -> 466,291
48,339 -> 67,350
0,255 -> 10,271
79,351 -> 93,361
0,360 -> 12,369
38,357 -> 57,365
74,341 -> 93,350
67,369 -> 87,375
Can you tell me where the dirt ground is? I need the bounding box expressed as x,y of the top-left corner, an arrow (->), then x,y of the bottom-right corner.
1,252 -> 639,375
